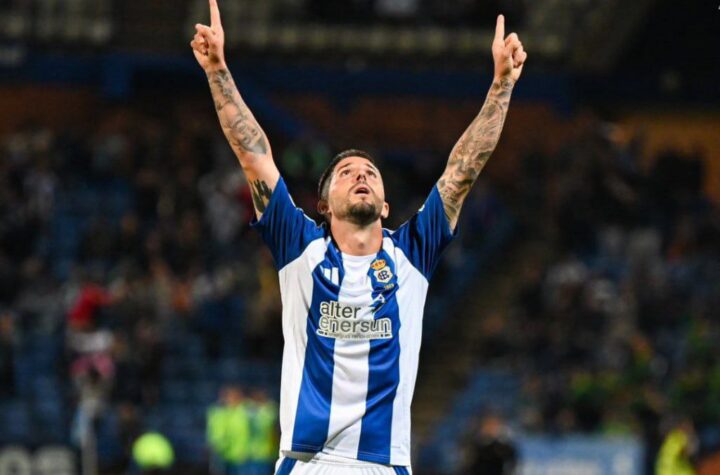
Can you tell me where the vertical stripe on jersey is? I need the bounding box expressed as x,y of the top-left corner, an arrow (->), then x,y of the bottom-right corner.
278,239 -> 327,450
358,243 -> 401,464
393,467 -> 410,475
275,457 -> 297,475
389,246 -> 428,464
291,242 -> 343,452
324,252 -> 372,456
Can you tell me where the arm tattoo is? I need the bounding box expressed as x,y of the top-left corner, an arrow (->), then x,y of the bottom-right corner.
438,77 -> 514,228
250,179 -> 273,214
208,69 -> 269,156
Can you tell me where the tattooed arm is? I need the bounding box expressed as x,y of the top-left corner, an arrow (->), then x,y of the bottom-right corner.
437,15 -> 527,230
206,68 -> 279,217
191,0 -> 279,218
438,77 -> 514,230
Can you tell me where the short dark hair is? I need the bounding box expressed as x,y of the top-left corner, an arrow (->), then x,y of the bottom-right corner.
317,149 -> 375,200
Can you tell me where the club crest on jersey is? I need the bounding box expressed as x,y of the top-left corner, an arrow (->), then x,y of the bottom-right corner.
370,259 -> 386,270
370,259 -> 393,284
373,264 -> 393,284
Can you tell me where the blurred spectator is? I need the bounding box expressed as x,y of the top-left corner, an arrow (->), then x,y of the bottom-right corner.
655,418 -> 697,475
132,431 -> 175,474
246,251 -> 283,358
247,388 -> 279,475
133,317 -> 165,405
198,168 -> 249,247
0,310 -> 16,399
68,327 -> 115,380
71,366 -> 112,457
208,385 -> 252,475
505,125 -> 720,446
67,276 -> 113,331
460,413 -> 517,475
118,402 -> 143,472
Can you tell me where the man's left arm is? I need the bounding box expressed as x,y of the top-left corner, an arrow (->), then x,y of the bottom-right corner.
438,14 -> 527,230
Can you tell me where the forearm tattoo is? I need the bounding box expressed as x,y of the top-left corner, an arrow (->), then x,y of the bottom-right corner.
438,77 -> 514,228
250,179 -> 273,214
208,69 -> 269,155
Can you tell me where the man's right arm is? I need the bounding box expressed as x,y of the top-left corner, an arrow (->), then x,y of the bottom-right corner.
191,0 -> 279,219
206,67 -> 279,217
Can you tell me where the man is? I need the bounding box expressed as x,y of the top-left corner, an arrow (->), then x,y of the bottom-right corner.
191,2 -> 526,473
656,418 -> 697,475
207,385 -> 252,475
460,413 -> 517,475
247,388 -> 279,475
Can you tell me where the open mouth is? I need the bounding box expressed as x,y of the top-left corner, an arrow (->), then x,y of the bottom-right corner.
353,185 -> 371,196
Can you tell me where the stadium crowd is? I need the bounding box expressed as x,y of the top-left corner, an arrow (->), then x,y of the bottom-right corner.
0,104 -> 295,471
1,95 -> 718,473
495,125 -> 719,470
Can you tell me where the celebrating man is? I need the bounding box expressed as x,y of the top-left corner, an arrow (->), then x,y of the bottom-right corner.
191,3 -> 526,473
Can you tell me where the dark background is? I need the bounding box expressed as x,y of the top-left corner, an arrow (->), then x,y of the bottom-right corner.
0,0 -> 718,474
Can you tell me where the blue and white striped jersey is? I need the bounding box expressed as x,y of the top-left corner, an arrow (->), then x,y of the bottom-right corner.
252,177 -> 455,467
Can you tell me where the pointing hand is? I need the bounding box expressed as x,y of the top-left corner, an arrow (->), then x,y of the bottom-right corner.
190,0 -> 226,72
492,15 -> 527,83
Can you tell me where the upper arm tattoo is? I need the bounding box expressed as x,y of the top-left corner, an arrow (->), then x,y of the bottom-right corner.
438,77 -> 514,228
208,69 -> 269,156
250,179 -> 273,214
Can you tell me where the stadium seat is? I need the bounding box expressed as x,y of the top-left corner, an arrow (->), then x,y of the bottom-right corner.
190,380 -> 218,406
34,399 -> 68,441
162,380 -> 193,404
0,401 -> 33,444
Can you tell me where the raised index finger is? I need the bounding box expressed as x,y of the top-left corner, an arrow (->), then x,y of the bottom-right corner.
209,0 -> 222,28
495,14 -> 505,41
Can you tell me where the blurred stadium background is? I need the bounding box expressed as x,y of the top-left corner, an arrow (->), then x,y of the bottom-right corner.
0,0 -> 719,474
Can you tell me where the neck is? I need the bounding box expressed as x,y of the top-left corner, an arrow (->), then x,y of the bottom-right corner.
330,217 -> 383,256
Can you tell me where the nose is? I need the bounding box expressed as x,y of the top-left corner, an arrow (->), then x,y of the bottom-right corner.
355,171 -> 367,182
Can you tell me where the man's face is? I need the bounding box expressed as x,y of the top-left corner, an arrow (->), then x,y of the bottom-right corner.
322,156 -> 389,226
222,387 -> 243,406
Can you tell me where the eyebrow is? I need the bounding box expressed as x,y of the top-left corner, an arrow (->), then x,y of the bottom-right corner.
336,161 -> 380,174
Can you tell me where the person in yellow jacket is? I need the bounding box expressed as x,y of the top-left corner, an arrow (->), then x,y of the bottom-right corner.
656,419 -> 697,475
132,431 -> 174,474
247,388 -> 279,475
208,385 -> 252,475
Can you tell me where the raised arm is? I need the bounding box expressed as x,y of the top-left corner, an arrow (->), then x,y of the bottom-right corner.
437,15 -> 527,230
191,0 -> 279,219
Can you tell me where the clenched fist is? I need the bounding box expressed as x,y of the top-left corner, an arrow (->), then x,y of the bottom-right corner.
492,15 -> 527,83
190,0 -> 226,73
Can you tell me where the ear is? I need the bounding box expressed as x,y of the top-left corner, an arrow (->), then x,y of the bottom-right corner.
317,199 -> 330,218
380,201 -> 390,219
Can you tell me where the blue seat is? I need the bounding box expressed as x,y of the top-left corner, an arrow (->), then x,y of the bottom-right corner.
142,410 -> 163,432
216,358 -> 241,381
13,358 -> 35,397
32,376 -> 63,400
191,380 -> 217,405
168,430 -> 207,465
164,406 -> 195,433
34,401 -> 68,441
97,408 -> 119,439
162,358 -> 184,378
190,404 -> 208,431
182,356 -> 208,379
162,380 -> 192,404
182,337 -> 205,358
0,401 -> 33,443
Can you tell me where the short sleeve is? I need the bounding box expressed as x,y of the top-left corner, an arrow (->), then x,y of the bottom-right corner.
250,177 -> 324,269
390,184 -> 457,279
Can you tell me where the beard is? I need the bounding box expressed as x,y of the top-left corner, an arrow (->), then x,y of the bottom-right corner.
345,200 -> 381,226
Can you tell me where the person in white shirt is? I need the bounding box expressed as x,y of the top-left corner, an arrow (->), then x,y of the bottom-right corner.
190,3 -> 526,473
